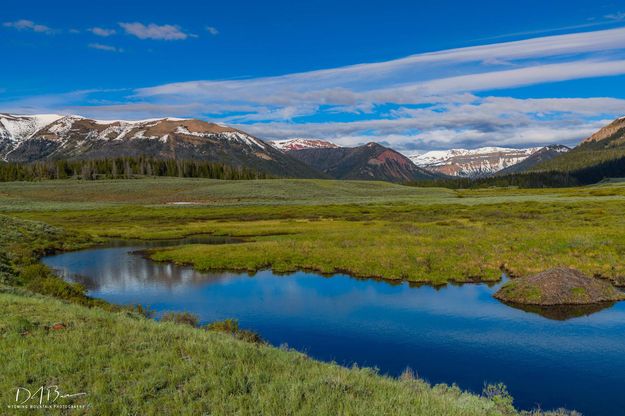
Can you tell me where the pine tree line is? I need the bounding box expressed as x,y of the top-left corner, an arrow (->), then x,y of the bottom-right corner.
0,157 -> 271,182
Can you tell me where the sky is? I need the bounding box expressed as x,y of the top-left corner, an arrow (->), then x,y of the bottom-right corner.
1,0 -> 625,153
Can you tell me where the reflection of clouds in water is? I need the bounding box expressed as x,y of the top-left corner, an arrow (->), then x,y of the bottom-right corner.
43,244 -> 625,416
44,246 -> 625,342
45,247 -> 625,327
46,246 -> 239,294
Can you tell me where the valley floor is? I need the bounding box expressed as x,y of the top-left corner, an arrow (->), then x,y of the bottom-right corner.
3,178 -> 625,284
2,177 -> 622,414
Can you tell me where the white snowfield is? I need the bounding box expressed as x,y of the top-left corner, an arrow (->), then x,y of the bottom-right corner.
408,146 -> 559,177
411,147 -> 541,167
270,138 -> 339,151
0,114 -> 63,142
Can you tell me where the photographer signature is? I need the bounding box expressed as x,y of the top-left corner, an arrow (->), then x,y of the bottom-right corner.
14,385 -> 87,405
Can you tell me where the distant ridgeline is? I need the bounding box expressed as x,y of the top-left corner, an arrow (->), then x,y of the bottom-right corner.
411,117 -> 625,189
0,157 -> 271,182
409,156 -> 625,189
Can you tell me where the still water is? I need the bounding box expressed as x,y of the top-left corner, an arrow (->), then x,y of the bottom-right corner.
43,240 -> 625,416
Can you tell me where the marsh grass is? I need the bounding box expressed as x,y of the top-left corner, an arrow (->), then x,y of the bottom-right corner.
0,183 -> 594,415
3,179 -> 625,284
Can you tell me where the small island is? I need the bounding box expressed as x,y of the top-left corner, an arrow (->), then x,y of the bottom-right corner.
494,267 -> 625,306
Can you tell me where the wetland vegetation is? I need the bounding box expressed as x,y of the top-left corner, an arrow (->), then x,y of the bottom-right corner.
2,177 -> 624,414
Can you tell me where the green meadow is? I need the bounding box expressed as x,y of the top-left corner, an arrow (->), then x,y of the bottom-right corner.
1,177 -> 623,414
3,178 -> 625,284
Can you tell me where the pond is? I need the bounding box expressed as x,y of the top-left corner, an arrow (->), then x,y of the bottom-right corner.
43,240 -> 625,416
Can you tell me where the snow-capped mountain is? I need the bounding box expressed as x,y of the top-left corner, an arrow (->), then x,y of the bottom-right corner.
270,138 -> 339,152
409,146 -> 545,177
0,114 -> 322,178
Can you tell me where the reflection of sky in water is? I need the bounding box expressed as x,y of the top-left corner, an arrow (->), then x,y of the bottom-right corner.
44,246 -> 625,416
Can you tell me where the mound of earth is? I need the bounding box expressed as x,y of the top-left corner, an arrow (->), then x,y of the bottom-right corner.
494,267 -> 625,306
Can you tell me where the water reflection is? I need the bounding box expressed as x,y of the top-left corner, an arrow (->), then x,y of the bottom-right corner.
43,243 -> 625,416
500,300 -> 618,320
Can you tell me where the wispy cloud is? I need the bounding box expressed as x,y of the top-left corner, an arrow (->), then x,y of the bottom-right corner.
89,27 -> 116,37
119,22 -> 195,40
3,19 -> 53,34
206,26 -> 219,35
137,27 -> 625,104
3,26 -> 625,151
605,12 -> 625,21
475,12 -> 625,41
88,43 -> 123,53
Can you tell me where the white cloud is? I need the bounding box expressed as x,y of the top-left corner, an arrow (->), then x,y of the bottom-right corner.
605,12 -> 625,21
3,25 -> 625,151
135,27 -> 625,110
89,27 -> 116,37
88,43 -> 123,52
3,19 -> 53,34
119,22 -> 194,40
415,59 -> 625,94
206,26 -> 219,35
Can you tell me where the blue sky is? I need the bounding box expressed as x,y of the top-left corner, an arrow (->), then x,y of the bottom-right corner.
2,0 -> 625,152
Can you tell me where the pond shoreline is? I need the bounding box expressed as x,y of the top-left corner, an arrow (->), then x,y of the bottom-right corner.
41,239 -> 625,415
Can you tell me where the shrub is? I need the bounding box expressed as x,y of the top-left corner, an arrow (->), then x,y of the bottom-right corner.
235,329 -> 265,344
399,367 -> 416,381
26,277 -> 87,300
131,304 -> 155,319
204,319 -> 264,344
482,382 -> 515,414
205,318 -> 239,333
19,263 -> 51,283
161,311 -> 200,327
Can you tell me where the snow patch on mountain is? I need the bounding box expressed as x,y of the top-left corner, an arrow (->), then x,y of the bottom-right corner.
93,117 -> 188,125
175,126 -> 265,149
0,114 -> 64,142
270,138 -> 339,151
48,116 -> 83,137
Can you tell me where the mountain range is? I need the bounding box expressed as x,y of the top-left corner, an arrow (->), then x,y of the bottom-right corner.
0,114 -> 322,178
2,113 -> 624,185
0,115 -> 436,182
409,146 -> 568,177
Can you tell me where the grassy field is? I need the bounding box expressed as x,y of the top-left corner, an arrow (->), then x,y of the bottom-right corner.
0,213 -> 569,415
2,178 -> 625,284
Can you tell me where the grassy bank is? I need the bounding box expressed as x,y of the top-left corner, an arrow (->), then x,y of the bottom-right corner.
2,178 -> 625,284
0,291 -> 521,415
